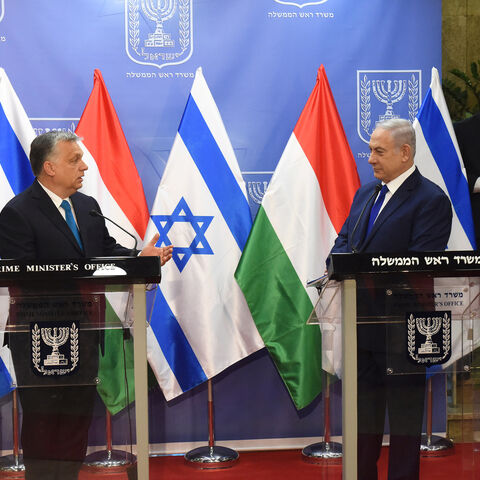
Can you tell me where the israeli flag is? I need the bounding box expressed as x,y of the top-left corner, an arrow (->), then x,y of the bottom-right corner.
0,67 -> 36,396
414,67 -> 476,250
414,67 -> 477,372
145,67 -> 264,400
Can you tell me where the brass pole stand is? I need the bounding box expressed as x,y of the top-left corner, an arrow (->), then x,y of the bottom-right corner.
185,380 -> 238,469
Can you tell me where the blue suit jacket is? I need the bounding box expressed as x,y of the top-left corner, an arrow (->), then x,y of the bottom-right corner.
331,168 -> 452,254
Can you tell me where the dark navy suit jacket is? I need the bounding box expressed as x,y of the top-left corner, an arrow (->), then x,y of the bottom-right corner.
331,168 -> 452,254
0,179 -> 132,260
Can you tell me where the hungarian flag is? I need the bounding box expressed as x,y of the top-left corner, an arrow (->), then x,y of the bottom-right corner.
76,69 -> 149,414
235,65 -> 359,409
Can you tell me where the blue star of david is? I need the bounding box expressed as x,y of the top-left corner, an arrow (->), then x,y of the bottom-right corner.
150,197 -> 214,272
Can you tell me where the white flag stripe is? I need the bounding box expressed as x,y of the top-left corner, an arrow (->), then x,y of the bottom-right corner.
146,327 -> 183,397
263,134 -> 335,305
415,126 -> 471,251
0,68 -> 35,157
0,167 -> 15,207
430,72 -> 464,166
78,143 -> 141,245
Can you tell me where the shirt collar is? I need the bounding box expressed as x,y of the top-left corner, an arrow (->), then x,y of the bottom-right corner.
384,164 -> 416,195
37,180 -> 70,209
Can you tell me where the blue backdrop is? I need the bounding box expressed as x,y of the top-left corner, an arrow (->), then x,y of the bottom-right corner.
0,0 -> 443,450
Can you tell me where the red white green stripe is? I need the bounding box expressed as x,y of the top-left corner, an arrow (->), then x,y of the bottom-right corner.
236,66 -> 359,409
76,69 -> 150,414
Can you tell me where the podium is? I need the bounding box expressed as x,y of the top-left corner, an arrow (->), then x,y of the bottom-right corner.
0,256 -> 160,480
327,251 -> 480,480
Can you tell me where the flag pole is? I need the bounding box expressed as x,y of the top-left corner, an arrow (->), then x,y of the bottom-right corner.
84,330 -> 136,473
0,390 -> 25,475
420,376 -> 454,456
302,371 -> 342,464
83,407 -> 136,472
184,379 -> 239,469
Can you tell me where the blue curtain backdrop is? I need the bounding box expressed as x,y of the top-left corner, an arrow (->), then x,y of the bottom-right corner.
0,0 -> 442,448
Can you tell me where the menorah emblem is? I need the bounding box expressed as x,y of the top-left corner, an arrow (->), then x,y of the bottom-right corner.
126,0 -> 193,69
41,326 -> 70,366
357,70 -> 421,144
416,316 -> 441,354
372,79 -> 407,122
248,181 -> 268,205
407,312 -> 451,365
142,0 -> 176,48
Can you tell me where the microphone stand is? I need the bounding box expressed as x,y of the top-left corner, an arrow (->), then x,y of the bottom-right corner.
351,183 -> 381,253
89,210 -> 138,256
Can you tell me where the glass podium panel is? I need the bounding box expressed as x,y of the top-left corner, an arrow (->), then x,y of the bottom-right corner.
355,273 -> 478,479
0,257 -> 158,479
0,285 -> 136,476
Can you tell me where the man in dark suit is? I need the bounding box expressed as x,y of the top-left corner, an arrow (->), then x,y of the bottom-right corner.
330,119 -> 452,480
454,113 -> 480,247
0,131 -> 172,480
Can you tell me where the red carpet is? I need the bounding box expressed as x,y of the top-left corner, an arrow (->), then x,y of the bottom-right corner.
75,444 -> 479,480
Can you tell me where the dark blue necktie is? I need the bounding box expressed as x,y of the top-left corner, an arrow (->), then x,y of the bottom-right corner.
366,184 -> 388,236
60,200 -> 83,249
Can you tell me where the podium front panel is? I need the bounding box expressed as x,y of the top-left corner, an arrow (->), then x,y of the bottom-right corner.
346,272 -> 479,479
327,251 -> 480,480
0,258 -> 158,480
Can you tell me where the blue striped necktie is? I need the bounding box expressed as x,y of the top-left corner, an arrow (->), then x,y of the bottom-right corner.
366,184 -> 388,236
60,200 -> 83,249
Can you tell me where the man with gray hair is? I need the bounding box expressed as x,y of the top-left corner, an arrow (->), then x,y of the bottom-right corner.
0,131 -> 172,480
330,119 -> 452,479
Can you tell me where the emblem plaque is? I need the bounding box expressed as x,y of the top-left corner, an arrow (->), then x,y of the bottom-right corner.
125,0 -> 193,69
407,311 -> 451,365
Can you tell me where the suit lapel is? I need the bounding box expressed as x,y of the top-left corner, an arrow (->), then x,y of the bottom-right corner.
360,169 -> 420,251
31,180 -> 84,255
353,183 -> 381,250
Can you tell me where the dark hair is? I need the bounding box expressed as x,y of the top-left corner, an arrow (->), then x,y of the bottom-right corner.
30,131 -> 80,176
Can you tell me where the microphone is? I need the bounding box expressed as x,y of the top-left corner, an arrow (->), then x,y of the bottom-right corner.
351,183 -> 382,253
89,210 -> 138,257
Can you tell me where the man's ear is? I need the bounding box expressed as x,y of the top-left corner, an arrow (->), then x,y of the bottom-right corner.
401,143 -> 411,162
43,161 -> 55,177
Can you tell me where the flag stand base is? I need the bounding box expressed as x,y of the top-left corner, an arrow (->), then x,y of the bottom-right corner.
82,449 -> 136,472
0,454 -> 25,478
302,441 -> 342,464
184,446 -> 238,469
420,378 -> 454,457
420,435 -> 454,457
